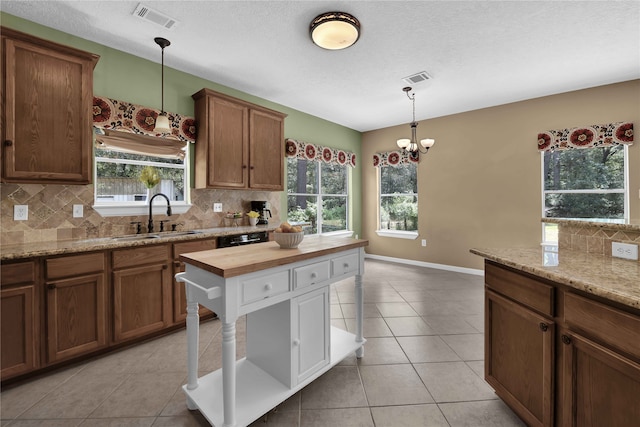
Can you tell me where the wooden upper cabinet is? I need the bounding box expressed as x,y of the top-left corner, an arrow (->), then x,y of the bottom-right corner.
192,88 -> 286,190
1,27 -> 99,184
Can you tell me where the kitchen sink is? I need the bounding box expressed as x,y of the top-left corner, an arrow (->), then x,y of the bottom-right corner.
111,234 -> 161,241
159,230 -> 202,236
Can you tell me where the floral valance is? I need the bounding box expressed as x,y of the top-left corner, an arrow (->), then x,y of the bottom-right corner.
285,138 -> 356,167
93,96 -> 196,143
373,150 -> 419,168
537,121 -> 633,152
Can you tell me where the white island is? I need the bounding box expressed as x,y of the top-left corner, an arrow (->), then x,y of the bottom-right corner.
176,236 -> 368,427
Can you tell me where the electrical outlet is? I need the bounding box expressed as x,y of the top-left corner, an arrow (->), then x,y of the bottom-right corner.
73,204 -> 84,218
213,203 -> 223,212
612,242 -> 639,261
14,205 -> 28,221
421,239 -> 427,247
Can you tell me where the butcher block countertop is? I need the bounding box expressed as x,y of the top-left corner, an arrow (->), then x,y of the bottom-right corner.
180,235 -> 368,278
471,246 -> 640,310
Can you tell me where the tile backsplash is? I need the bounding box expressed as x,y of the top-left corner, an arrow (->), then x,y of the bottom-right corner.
1,183 -> 280,245
557,222 -> 640,262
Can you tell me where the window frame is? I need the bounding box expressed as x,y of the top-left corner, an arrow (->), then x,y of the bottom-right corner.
286,157 -> 351,236
376,161 -> 419,239
540,145 -> 629,243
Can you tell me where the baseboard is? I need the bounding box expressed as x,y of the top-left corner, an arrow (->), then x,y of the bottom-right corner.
364,254 -> 484,276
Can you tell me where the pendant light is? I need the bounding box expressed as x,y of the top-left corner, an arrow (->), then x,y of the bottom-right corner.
396,87 -> 435,154
310,12 -> 360,50
153,37 -> 171,134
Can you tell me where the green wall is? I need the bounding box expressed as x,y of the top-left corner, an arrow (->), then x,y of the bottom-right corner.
1,13 -> 363,237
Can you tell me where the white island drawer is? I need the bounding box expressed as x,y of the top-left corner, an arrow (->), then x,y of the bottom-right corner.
241,271 -> 290,305
294,261 -> 330,290
331,254 -> 359,277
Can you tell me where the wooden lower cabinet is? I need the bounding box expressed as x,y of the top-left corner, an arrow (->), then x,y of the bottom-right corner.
112,245 -> 172,342
45,253 -> 107,362
172,239 -> 217,323
485,261 -> 640,427
1,260 -> 38,379
559,330 -> 640,427
485,289 -> 554,427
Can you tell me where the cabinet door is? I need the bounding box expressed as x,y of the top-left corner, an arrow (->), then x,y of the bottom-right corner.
485,289 -> 554,427
112,263 -> 172,342
46,273 -> 107,362
560,332 -> 640,427
205,96 -> 249,189
1,285 -> 37,379
173,239 -> 217,323
1,29 -> 97,184
292,286 -> 330,384
249,108 -> 284,190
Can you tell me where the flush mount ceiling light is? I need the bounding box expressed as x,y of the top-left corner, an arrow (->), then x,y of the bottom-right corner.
396,87 -> 435,154
310,11 -> 360,50
153,36 -> 171,134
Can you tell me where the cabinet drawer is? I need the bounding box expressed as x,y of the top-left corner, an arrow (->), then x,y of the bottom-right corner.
173,239 -> 217,259
46,252 -> 105,280
241,271 -> 289,305
564,292 -> 640,359
112,245 -> 169,269
1,261 -> 36,287
331,253 -> 359,278
294,261 -> 330,290
485,262 -> 554,316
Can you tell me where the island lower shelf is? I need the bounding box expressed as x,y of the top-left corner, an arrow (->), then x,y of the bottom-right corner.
184,327 -> 365,427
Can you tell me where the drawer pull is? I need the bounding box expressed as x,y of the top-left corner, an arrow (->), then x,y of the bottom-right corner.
343,263 -> 349,268
292,339 -> 300,346
310,272 -> 317,279
562,335 -> 572,345
162,264 -> 168,270
264,283 -> 273,291
539,322 -> 548,332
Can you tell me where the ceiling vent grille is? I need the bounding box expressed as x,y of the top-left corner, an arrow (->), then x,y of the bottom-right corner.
133,3 -> 178,30
402,71 -> 431,85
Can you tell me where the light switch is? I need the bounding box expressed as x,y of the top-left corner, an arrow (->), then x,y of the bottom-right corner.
73,204 -> 84,218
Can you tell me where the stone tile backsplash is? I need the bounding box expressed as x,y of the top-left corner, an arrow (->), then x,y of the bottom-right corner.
557,222 -> 640,261
1,183 -> 280,245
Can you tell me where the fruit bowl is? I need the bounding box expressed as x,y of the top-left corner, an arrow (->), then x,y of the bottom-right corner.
273,231 -> 304,249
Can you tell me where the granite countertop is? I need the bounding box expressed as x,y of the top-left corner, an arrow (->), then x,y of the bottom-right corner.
542,217 -> 640,232
0,225 -> 277,261
470,246 -> 640,310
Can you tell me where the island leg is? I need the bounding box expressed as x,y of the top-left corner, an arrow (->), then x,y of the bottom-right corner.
185,288 -> 200,410
354,273 -> 364,358
222,319 -> 237,427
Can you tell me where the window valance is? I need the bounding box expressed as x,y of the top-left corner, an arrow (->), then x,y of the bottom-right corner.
537,121 -> 633,152
285,138 -> 356,167
93,96 -> 196,144
373,150 -> 419,168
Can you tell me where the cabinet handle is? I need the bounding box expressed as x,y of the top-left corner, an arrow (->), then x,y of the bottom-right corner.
310,272 -> 317,279
343,263 -> 349,268
47,284 -> 56,290
250,165 -> 255,170
4,140 -> 13,146
162,264 -> 168,270
562,335 -> 572,345
292,339 -> 300,346
539,322 -> 548,332
174,261 -> 181,268
242,165 -> 247,169
264,283 -> 273,291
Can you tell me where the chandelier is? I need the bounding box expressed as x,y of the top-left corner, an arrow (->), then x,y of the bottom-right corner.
396,87 -> 435,154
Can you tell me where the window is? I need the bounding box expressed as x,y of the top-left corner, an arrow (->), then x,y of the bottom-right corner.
286,158 -> 349,234
542,145 -> 628,242
379,162 -> 418,232
95,148 -> 187,204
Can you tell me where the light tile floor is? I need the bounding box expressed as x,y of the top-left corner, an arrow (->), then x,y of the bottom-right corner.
1,259 -> 526,426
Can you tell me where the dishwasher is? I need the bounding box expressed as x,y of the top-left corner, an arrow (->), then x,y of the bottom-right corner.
217,231 -> 270,248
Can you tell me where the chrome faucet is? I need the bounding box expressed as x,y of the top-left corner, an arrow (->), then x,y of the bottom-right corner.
148,193 -> 172,233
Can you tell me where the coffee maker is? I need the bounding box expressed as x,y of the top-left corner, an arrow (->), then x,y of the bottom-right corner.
250,201 -> 272,225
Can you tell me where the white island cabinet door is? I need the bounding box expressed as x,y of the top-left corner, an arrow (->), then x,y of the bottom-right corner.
292,286 -> 330,384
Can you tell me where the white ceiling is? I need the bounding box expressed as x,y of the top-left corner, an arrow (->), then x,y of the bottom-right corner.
3,1 -> 639,132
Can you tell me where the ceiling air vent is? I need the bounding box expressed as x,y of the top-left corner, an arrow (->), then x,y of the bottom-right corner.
133,3 -> 179,30
402,71 -> 431,85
